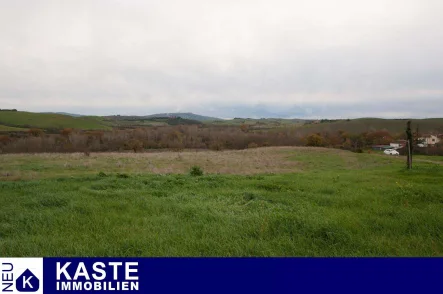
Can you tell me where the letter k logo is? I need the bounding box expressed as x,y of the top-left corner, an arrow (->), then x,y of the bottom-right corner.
16,269 -> 39,292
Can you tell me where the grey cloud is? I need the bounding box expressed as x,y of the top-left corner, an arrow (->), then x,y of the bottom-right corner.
0,0 -> 442,118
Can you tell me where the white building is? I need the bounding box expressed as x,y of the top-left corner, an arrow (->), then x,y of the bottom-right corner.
390,140 -> 407,149
418,135 -> 440,147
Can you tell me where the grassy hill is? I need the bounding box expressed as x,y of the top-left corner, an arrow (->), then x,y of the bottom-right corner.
2,110 -> 443,134
0,111 -> 109,131
297,118 -> 443,135
102,116 -> 202,128
0,124 -> 29,132
41,112 -> 84,117
145,112 -> 221,121
209,117 -> 308,127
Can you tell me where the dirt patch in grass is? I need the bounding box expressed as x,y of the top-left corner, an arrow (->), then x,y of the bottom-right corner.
0,147 -> 305,180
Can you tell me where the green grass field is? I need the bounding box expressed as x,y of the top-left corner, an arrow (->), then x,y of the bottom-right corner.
0,124 -> 29,131
0,147 -> 442,256
207,118 -> 306,127
0,111 -> 110,130
1,111 -> 442,136
414,155 -> 443,162
299,118 -> 443,134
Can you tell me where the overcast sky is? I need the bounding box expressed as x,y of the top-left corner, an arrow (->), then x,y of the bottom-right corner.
0,0 -> 442,118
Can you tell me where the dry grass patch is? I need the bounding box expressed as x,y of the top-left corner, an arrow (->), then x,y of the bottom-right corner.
0,147 -> 304,180
0,146 -> 404,181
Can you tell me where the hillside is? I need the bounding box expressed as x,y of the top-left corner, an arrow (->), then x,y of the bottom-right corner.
208,117 -> 308,127
41,112 -> 84,117
297,118 -> 443,135
2,110 -> 443,135
145,112 -> 221,121
103,116 -> 202,128
0,124 -> 29,132
0,111 -> 109,131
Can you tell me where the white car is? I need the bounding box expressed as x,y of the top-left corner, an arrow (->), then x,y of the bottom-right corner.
384,149 -> 399,155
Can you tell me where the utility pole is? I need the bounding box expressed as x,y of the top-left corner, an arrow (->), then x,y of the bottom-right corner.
415,125 -> 419,146
406,121 -> 413,169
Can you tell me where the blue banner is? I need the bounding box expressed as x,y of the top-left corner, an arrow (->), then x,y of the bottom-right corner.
1,258 -> 442,294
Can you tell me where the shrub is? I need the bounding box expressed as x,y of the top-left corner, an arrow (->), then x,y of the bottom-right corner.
98,171 -> 107,177
125,139 -> 143,153
116,173 -> 130,178
0,135 -> 11,145
189,165 -> 203,176
306,134 -> 324,147
28,128 -> 44,137
413,146 -> 443,156
240,124 -> 250,133
209,141 -> 224,151
60,128 -> 74,137
248,142 -> 259,149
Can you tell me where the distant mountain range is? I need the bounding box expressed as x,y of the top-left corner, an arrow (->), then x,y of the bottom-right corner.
144,112 -> 221,121
3,111 -> 442,133
104,112 -> 222,121
41,112 -> 84,117
43,111 -> 221,121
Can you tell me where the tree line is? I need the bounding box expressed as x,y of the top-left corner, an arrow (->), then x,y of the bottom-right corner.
0,125 -> 441,155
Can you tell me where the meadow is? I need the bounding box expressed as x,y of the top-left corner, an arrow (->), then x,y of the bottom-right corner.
0,125 -> 29,132
0,111 -> 109,130
2,111 -> 443,135
0,147 -> 442,256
